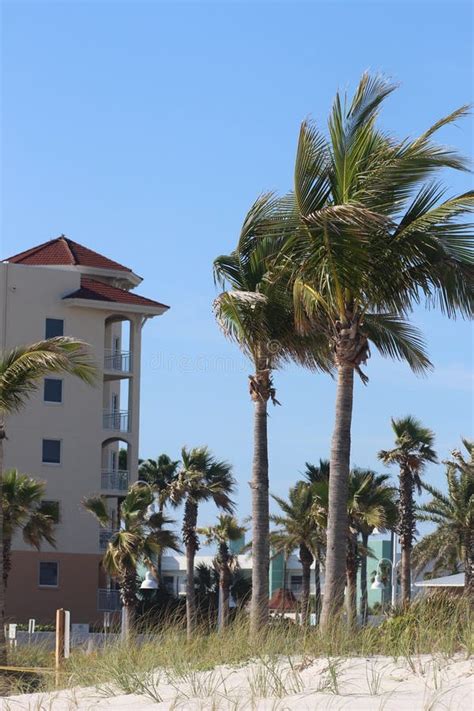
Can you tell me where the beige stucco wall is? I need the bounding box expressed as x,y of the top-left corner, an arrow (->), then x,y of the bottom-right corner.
0,262 -> 141,558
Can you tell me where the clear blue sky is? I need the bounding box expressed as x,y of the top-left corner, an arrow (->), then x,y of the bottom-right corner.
2,1 -> 473,528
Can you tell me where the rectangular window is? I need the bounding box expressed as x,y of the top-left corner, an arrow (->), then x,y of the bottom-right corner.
163,576 -> 174,593
290,575 -> 303,593
39,561 -> 58,587
45,318 -> 64,339
40,500 -> 60,523
44,378 -> 63,403
42,439 -> 61,464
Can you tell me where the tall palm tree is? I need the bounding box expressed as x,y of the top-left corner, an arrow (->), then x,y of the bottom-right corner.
214,197 -> 330,634
282,74 -> 472,626
169,446 -> 235,639
0,336 -> 96,662
415,440 -> 473,596
2,469 -> 57,588
139,454 -> 179,582
83,485 -> 180,638
271,482 -> 324,625
378,416 -> 437,604
198,514 -> 246,630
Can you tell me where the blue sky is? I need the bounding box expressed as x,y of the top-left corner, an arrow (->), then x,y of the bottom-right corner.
2,1 -> 473,529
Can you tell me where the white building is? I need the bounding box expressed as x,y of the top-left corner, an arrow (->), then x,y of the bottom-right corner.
1,236 -> 168,623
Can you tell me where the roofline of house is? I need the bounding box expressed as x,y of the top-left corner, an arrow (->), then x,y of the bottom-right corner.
64,297 -> 169,316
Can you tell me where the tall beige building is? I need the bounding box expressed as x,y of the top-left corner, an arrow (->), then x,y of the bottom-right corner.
0,236 -> 168,624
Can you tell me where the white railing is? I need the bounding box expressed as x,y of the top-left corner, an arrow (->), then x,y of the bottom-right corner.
104,350 -> 132,373
97,588 -> 122,611
101,469 -> 129,491
103,410 -> 130,432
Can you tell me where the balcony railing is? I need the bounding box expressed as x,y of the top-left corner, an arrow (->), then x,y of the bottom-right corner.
99,529 -> 115,550
103,410 -> 130,432
101,469 -> 129,491
104,350 -> 132,373
97,588 -> 122,612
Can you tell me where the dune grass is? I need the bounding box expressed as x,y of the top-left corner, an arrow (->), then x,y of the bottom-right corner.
3,593 -> 472,700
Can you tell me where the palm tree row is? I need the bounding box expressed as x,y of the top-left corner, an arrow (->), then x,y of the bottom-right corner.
213,73 -> 473,630
271,463 -> 398,626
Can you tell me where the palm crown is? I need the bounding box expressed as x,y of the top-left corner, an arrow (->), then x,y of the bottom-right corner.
378,415 -> 437,491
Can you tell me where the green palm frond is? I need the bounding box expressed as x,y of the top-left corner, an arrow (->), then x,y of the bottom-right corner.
82,496 -> 111,528
363,313 -> 432,374
0,337 -> 96,414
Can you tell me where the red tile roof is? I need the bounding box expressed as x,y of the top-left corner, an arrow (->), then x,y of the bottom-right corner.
4,236 -> 132,273
268,588 -> 298,611
64,277 -> 169,310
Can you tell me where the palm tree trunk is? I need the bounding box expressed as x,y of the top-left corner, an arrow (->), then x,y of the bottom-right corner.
345,532 -> 358,628
360,532 -> 369,625
299,543 -> 313,626
250,391 -> 270,635
399,467 -> 413,605
184,500 -> 198,640
321,365 -> 354,629
464,530 -> 473,601
314,559 -> 322,626
0,423 -> 7,664
220,565 -> 230,630
120,570 -> 137,640
3,535 -> 11,589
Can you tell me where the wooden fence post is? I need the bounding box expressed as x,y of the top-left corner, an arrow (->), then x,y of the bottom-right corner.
55,608 -> 65,685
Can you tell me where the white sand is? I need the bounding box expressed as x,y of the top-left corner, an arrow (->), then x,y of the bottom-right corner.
2,655 -> 473,710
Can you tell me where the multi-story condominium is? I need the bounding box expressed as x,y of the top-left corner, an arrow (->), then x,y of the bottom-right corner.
0,236 -> 168,624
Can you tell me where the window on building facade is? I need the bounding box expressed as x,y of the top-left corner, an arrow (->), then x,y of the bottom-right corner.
40,500 -> 60,523
163,576 -> 174,594
44,378 -> 63,403
39,561 -> 58,587
42,439 -> 61,464
45,318 -> 64,339
290,575 -> 303,593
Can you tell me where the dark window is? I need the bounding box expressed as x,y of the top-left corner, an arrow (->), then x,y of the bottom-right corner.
163,576 -> 174,593
42,439 -> 61,464
40,500 -> 60,523
39,562 -> 58,587
44,378 -> 63,403
45,318 -> 64,339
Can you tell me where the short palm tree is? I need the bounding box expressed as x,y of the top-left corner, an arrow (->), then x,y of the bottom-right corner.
214,196 -> 330,633
416,440 -> 473,596
0,336 -> 95,662
354,471 -> 398,624
83,485 -> 180,637
271,481 -> 325,625
139,453 -> 179,582
168,446 -> 235,639
345,469 -> 397,625
283,74 -> 472,626
309,467 -> 397,624
199,514 -> 246,630
379,416 -> 437,604
2,469 -> 57,588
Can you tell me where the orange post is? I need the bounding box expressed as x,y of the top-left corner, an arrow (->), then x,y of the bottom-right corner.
55,608 -> 65,684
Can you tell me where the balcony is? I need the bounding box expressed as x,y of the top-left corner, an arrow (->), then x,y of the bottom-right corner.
103,350 -> 132,380
101,469 -> 129,492
99,529 -> 115,550
103,410 -> 130,432
97,588 -> 122,612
